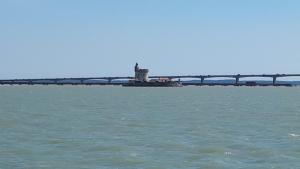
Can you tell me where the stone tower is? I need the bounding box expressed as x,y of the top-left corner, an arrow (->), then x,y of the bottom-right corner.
134,63 -> 149,82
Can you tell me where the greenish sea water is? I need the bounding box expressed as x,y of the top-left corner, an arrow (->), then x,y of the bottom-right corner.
0,86 -> 300,169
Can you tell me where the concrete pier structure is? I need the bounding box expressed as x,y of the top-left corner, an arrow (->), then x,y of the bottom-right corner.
235,74 -> 240,85
272,76 -> 277,85
200,76 -> 205,84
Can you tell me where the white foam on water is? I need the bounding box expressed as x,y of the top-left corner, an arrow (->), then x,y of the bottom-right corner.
289,133 -> 300,137
224,151 -> 233,155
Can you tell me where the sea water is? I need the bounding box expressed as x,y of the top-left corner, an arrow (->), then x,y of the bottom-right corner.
0,86 -> 300,169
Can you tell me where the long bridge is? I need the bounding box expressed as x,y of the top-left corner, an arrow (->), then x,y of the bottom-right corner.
0,74 -> 300,86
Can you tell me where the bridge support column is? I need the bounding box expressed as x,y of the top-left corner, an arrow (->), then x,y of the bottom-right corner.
234,74 -> 241,85
272,76 -> 277,86
235,77 -> 239,85
201,77 -> 205,84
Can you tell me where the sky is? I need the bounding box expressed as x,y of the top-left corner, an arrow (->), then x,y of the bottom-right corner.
0,0 -> 300,79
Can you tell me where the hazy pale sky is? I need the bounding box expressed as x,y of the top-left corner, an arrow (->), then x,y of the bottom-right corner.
1,0 -> 300,79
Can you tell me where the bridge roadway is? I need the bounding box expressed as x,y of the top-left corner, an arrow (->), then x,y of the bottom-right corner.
0,74 -> 299,86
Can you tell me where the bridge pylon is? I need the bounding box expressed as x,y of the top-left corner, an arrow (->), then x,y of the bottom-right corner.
235,74 -> 240,85
200,76 -> 205,84
272,76 -> 277,86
